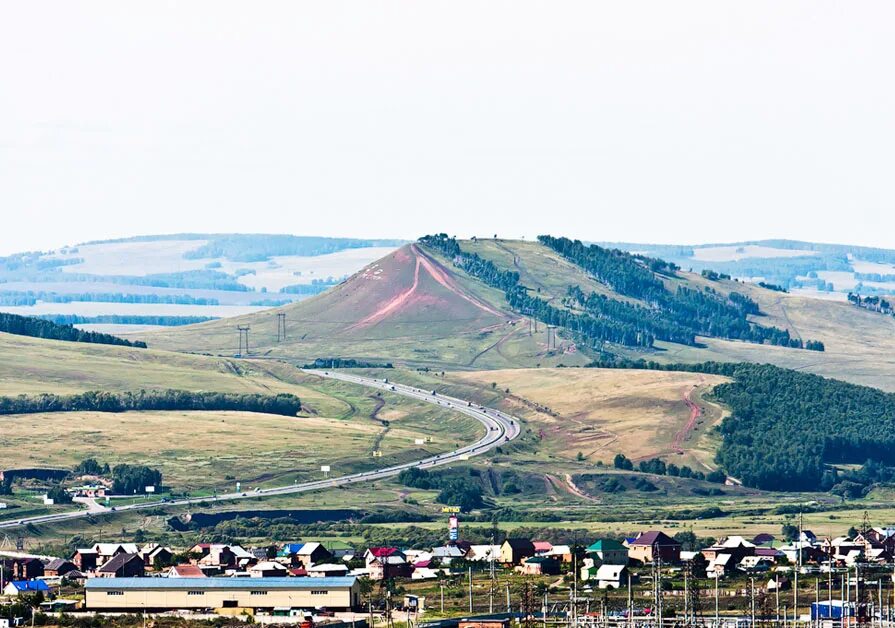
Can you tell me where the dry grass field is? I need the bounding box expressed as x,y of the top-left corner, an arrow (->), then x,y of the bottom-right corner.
1,404 -> 475,491
449,368 -> 728,467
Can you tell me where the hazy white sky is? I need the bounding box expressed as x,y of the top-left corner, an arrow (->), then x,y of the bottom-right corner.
1,1 -> 893,255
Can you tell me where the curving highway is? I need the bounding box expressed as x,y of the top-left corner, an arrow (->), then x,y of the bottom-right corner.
0,370 -> 521,530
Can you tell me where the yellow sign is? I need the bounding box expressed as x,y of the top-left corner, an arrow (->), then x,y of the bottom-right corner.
441,506 -> 461,513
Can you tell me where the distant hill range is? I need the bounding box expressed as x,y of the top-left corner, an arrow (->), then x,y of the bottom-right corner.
143,236 -> 895,391
0,234 -> 405,328
600,239 -> 895,299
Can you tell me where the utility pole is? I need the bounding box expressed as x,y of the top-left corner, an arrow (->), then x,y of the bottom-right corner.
796,510 -> 803,624
750,576 -> 757,628
715,572 -> 720,627
468,566 -> 473,613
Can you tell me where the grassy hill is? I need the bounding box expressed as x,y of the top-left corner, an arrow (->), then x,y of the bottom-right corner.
142,243 -> 590,369
141,237 -> 895,389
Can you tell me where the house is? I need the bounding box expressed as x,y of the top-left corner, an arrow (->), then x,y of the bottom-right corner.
431,545 -> 467,564
294,542 -> 332,568
364,547 -> 405,566
500,539 -> 535,565
767,576 -> 791,591
544,545 -> 573,563
707,553 -> 734,577
93,543 -> 140,564
739,556 -> 774,572
533,541 -> 553,555
97,553 -> 145,578
322,540 -> 355,560
3,580 -> 50,597
702,536 -> 756,565
365,548 -> 410,581
44,558 -> 77,577
595,564 -> 633,590
197,545 -> 237,569
467,545 -> 501,563
71,549 -> 99,572
752,533 -> 776,546
586,539 -> 628,566
167,564 -> 206,578
516,556 -> 561,576
307,563 -> 349,578
627,531 -> 681,564
188,543 -> 212,556
248,561 -> 289,578
4,557 -> 44,580
141,544 -> 174,568
412,566 -> 450,580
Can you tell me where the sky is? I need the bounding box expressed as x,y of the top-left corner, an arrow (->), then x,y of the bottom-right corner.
1,1 -> 894,255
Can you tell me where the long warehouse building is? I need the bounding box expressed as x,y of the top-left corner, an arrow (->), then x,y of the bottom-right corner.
86,577 -> 360,611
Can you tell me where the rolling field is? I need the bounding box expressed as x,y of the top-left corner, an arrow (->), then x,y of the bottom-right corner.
1,400 -> 479,492
448,368 -> 729,468
648,283 -> 895,391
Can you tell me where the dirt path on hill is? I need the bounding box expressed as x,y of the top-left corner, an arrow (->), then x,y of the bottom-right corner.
467,324 -> 521,367
563,473 -> 602,503
670,377 -> 704,454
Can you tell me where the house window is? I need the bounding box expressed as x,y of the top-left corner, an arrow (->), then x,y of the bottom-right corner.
311,591 -> 328,595
187,591 -> 205,596
250,591 -> 268,596
106,591 -> 124,596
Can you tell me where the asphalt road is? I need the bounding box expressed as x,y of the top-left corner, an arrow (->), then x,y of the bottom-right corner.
0,370 -> 521,530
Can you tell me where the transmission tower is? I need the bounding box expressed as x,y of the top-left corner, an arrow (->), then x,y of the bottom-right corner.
546,325 -> 557,350
276,313 -> 286,342
237,325 -> 250,356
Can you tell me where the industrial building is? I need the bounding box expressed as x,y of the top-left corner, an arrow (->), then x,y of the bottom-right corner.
85,577 -> 360,612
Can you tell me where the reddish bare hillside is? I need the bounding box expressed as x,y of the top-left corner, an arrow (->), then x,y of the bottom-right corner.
143,244 -> 522,362
310,243 -> 509,337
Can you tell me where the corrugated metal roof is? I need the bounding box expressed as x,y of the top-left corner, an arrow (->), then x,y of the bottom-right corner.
86,576 -> 357,590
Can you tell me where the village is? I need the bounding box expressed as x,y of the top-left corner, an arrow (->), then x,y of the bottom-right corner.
4,516 -> 895,627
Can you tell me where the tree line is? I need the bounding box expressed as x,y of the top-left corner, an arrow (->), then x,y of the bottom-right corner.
589,359 -> 895,492
0,389 -> 301,416
38,314 -> 216,327
419,234 -> 823,351
420,234 -> 657,348
0,312 -> 147,348
397,468 -> 486,512
0,291 -> 220,306
538,236 -> 823,350
612,453 -> 725,483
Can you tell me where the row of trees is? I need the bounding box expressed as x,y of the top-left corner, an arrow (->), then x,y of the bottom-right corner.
539,236 -> 823,350
848,292 -> 894,315
304,357 -> 393,369
38,314 -> 216,327
0,291 -> 220,306
0,389 -> 301,416
0,312 -> 147,348
111,463 -> 162,494
397,468 -> 485,512
612,454 -> 725,483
